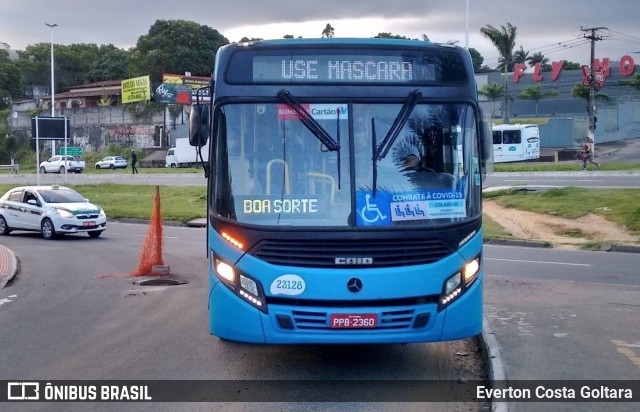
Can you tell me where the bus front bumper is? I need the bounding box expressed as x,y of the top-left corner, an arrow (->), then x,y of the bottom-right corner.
209,278 -> 482,344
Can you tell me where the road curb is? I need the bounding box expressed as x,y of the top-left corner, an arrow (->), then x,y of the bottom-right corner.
484,238 -> 551,248
482,317 -> 509,412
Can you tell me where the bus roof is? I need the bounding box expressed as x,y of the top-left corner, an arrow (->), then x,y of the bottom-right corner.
235,37 -> 442,48
492,124 -> 539,130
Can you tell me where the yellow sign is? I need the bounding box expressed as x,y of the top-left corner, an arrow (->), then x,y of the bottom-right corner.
162,74 -> 183,84
121,75 -> 151,104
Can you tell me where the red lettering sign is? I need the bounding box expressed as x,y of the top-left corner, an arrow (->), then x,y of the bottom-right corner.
594,58 -> 610,77
533,63 -> 543,82
619,55 -> 636,76
551,61 -> 564,81
512,63 -> 527,83
510,55 -> 634,86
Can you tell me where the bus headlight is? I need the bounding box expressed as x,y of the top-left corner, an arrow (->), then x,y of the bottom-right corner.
239,275 -> 265,310
439,256 -> 481,310
462,258 -> 480,285
213,258 -> 235,283
212,254 -> 267,313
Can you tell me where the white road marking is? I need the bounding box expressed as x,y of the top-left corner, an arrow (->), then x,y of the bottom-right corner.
0,295 -> 17,306
485,257 -> 590,267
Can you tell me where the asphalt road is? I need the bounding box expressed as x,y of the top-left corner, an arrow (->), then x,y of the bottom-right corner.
484,244 -> 640,411
0,223 -> 488,412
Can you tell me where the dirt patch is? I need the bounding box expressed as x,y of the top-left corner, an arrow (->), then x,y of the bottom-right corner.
483,200 -> 639,249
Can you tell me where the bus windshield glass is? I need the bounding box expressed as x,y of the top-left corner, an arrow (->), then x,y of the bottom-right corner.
213,101 -> 482,228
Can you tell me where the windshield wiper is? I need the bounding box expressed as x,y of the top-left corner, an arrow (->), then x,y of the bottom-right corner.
277,90 -> 340,151
371,90 -> 422,195
374,90 -> 422,161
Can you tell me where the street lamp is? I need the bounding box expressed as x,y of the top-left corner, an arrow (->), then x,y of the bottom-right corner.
45,23 -> 57,157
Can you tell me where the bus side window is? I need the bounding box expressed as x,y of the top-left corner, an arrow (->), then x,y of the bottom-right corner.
493,131 -> 502,145
503,130 -> 521,144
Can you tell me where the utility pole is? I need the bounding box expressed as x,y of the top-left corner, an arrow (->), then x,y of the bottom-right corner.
581,26 -> 606,149
503,62 -> 510,124
46,23 -> 58,157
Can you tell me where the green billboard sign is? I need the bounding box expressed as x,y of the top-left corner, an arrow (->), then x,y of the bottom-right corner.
60,147 -> 82,156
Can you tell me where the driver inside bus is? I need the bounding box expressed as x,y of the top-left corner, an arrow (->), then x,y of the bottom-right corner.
399,153 -> 455,190
401,154 -> 421,171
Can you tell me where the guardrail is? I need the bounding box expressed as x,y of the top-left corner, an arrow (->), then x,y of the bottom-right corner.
0,159 -> 20,174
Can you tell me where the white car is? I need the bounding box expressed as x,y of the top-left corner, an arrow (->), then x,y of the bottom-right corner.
95,156 -> 128,170
0,185 -> 107,239
39,155 -> 86,173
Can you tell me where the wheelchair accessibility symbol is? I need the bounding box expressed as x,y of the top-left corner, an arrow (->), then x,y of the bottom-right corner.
360,194 -> 388,224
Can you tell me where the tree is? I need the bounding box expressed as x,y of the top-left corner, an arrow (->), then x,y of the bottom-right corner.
527,52 -> 550,71
480,23 -> 517,72
375,33 -> 410,39
469,48 -> 492,73
87,45 -> 130,82
563,61 -> 582,70
16,43 -> 54,89
513,46 -> 529,66
619,73 -> 640,91
478,82 -> 505,117
129,20 -> 229,83
571,84 -> 610,102
0,62 -> 23,102
321,23 -> 335,38
480,22 -> 518,122
517,85 -> 559,114
16,42 -> 119,90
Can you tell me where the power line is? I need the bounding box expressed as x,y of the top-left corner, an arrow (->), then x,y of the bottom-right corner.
483,37 -> 589,67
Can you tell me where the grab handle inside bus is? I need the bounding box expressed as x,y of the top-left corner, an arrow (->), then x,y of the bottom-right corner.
266,159 -> 290,195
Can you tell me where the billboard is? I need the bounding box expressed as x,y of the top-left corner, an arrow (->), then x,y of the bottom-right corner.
162,74 -> 210,102
122,75 -> 151,104
30,117 -> 71,140
154,83 -> 192,104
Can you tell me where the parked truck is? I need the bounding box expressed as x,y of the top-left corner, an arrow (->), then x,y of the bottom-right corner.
39,155 -> 86,174
165,137 -> 209,168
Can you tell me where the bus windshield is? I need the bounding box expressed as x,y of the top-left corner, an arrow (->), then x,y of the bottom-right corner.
213,101 -> 482,228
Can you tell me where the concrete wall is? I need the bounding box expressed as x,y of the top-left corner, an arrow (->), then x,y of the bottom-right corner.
9,106 -> 190,152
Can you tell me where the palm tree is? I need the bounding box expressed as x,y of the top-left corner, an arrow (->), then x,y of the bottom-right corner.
513,46 -> 529,66
517,85 -> 559,114
480,22 -> 518,122
527,52 -> 551,71
480,23 -> 517,72
478,82 -> 505,117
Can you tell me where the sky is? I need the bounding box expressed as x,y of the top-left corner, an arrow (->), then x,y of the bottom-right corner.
1,0 -> 640,68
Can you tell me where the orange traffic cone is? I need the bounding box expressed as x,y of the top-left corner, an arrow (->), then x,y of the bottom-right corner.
133,186 -> 167,276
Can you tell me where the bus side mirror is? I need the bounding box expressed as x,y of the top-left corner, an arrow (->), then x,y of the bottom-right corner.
189,103 -> 209,147
479,120 -> 492,163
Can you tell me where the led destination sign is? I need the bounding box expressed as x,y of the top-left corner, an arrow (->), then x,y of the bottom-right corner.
228,49 -> 467,84
256,56 -> 414,83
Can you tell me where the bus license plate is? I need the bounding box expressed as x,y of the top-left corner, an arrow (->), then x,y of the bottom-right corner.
330,313 -> 377,329
83,221 -> 95,227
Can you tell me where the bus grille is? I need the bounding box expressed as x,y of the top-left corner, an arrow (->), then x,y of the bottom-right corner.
251,238 -> 453,268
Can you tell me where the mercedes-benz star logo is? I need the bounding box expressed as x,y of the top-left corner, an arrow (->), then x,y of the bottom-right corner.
347,277 -> 363,293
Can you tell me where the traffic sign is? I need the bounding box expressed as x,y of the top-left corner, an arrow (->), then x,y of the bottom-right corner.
60,147 -> 82,156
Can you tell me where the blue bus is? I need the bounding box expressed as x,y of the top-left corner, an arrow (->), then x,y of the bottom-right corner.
190,38 -> 492,344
